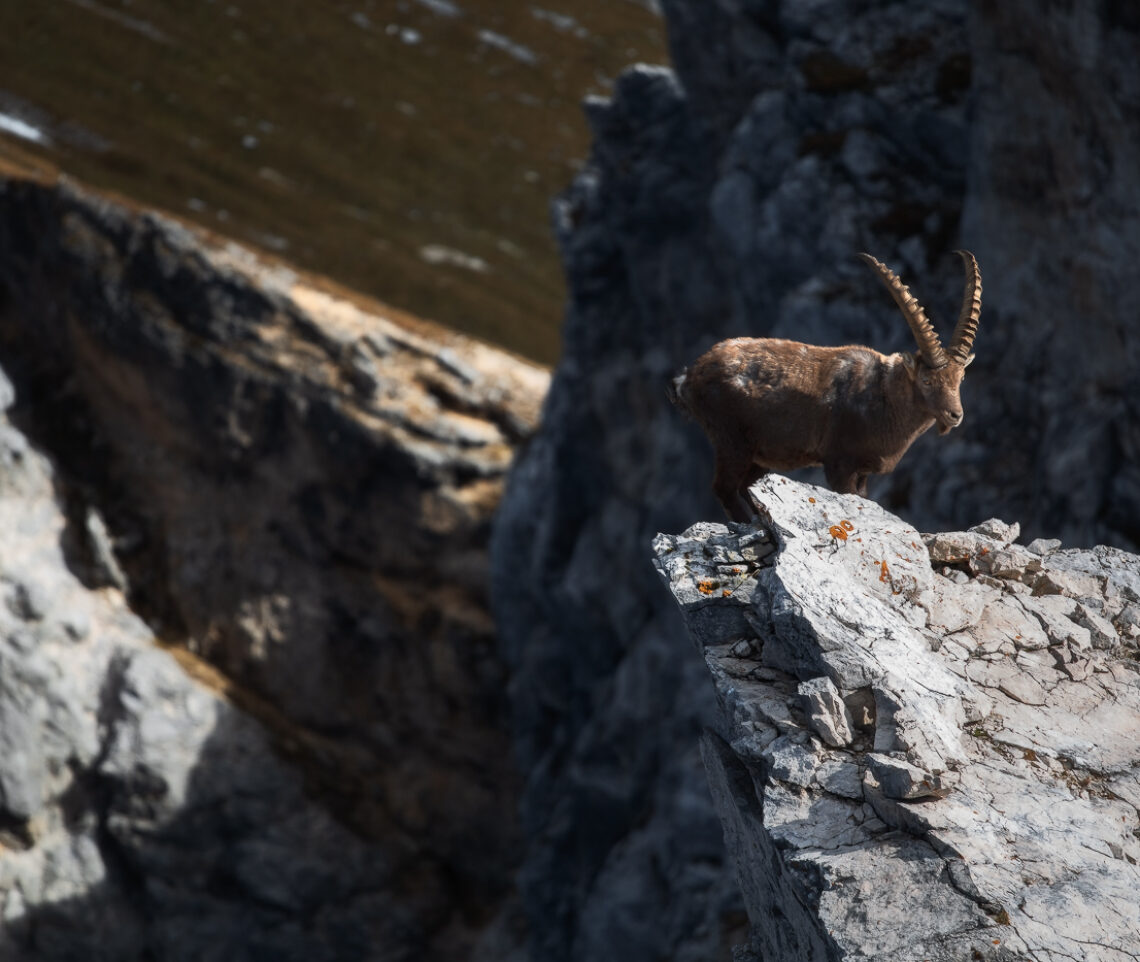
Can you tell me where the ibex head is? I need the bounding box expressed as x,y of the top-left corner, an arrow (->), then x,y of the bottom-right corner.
860,250 -> 982,435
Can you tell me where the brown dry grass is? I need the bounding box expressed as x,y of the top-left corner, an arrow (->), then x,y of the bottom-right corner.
0,0 -> 665,363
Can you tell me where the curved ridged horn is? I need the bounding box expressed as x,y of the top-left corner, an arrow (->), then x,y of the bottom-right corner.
947,249 -> 982,363
859,253 -> 947,369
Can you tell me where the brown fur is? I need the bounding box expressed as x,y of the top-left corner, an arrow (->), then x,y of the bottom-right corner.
672,338 -> 972,521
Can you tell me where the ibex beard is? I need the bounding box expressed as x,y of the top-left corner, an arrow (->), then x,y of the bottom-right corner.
669,251 -> 982,523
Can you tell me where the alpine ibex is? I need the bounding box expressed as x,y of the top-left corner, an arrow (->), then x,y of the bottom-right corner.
669,251 -> 982,522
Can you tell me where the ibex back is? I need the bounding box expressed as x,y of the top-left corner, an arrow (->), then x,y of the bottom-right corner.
669,251 -> 982,522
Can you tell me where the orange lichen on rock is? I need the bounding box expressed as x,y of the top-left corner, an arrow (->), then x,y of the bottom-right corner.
830,519 -> 856,542
697,580 -> 716,595
879,560 -> 890,582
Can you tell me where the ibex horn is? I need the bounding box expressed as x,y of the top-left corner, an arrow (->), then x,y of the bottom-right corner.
859,253 -> 947,369
947,249 -> 982,362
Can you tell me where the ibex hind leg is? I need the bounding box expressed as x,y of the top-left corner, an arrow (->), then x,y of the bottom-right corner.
713,451 -> 759,523
824,462 -> 861,496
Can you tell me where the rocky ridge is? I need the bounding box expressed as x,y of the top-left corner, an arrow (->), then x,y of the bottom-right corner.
653,476 -> 1140,961
0,171 -> 549,960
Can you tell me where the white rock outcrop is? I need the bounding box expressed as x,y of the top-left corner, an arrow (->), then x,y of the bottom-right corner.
653,475 -> 1140,962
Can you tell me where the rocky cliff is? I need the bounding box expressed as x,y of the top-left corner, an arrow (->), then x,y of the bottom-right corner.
0,170 -> 548,960
492,0 -> 1140,958
654,475 -> 1140,961
0,365 -> 402,960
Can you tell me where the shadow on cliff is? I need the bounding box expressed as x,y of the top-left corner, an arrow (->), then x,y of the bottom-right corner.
4,690 -> 498,962
0,181 -> 527,962
0,348 -> 521,962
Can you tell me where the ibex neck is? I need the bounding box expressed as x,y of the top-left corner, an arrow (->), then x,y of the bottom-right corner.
884,354 -> 937,437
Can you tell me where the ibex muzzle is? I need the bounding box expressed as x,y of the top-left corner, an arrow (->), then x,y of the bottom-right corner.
670,251 -> 982,522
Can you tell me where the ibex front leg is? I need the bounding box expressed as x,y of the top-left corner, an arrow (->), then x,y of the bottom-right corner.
824,461 -> 863,496
713,451 -> 760,523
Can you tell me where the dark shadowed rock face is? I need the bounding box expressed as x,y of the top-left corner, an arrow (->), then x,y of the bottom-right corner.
493,0 -> 1140,958
0,370 -> 439,961
958,1 -> 1140,547
0,173 -> 549,960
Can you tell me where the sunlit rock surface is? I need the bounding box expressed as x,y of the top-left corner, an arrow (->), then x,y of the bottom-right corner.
654,476 -> 1140,961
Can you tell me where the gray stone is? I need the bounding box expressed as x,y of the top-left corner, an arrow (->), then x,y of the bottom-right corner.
923,530 -> 1003,568
978,544 -> 1043,581
1077,603 -> 1119,650
4,579 -> 48,622
0,368 -> 436,960
972,596 -> 1050,651
996,671 -> 1048,707
0,654 -> 45,820
968,519 -> 1020,545
0,175 -> 552,962
815,759 -> 864,800
700,733 -> 840,962
1027,538 -> 1063,557
1059,655 -> 1093,682
1032,566 -> 1105,601
797,676 -> 854,748
762,735 -> 819,789
866,754 -> 950,800
1018,593 -> 1091,650
731,639 -> 755,658
920,578 -> 992,635
84,506 -> 128,592
964,658 -> 1051,706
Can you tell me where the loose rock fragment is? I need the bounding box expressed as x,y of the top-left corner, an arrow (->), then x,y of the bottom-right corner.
797,676 -> 854,747
815,759 -> 864,799
1018,594 -> 1090,650
977,544 -> 1042,581
968,519 -> 1020,545
762,735 -> 819,788
1077,604 -> 1119,650
865,753 -> 951,800
1027,538 -> 1062,557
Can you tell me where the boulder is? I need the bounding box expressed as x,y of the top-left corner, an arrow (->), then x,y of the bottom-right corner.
654,475 -> 1140,961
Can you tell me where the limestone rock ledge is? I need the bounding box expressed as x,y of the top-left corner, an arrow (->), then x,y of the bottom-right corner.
653,476 -> 1140,962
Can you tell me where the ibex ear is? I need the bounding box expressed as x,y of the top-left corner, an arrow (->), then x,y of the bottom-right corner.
900,352 -> 917,375
961,353 -> 975,368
